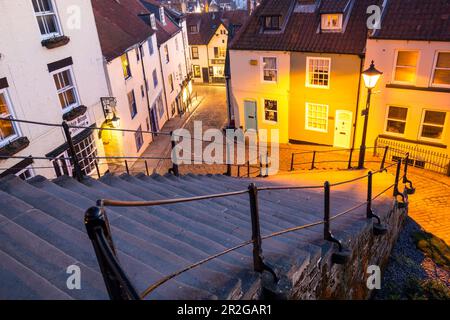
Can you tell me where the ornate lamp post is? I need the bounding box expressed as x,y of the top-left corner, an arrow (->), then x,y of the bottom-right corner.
358,61 -> 382,169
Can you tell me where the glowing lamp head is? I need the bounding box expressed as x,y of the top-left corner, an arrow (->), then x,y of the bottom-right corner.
362,60 -> 382,89
111,113 -> 121,128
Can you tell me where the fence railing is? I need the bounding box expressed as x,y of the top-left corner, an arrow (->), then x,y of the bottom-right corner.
375,137 -> 450,176
289,146 -> 393,172
84,155 -> 413,300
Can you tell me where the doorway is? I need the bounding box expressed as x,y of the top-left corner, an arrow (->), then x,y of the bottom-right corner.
244,100 -> 257,131
333,110 -> 353,148
202,67 -> 209,83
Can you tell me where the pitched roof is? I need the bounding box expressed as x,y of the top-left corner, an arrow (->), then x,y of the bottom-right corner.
139,0 -> 183,45
230,0 -> 380,55
371,0 -> 450,42
186,12 -> 225,45
91,0 -> 154,61
221,9 -> 249,28
320,0 -> 352,13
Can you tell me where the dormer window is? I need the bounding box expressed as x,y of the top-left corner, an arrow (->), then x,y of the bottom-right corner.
263,16 -> 280,31
159,7 -> 166,26
321,14 -> 343,31
189,25 -> 198,33
150,13 -> 157,30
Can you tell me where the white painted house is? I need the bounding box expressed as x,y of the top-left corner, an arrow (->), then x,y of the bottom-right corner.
0,0 -> 109,179
92,0 -> 167,166
140,0 -> 193,117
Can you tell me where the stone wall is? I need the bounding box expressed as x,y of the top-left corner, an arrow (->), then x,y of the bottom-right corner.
261,202 -> 407,300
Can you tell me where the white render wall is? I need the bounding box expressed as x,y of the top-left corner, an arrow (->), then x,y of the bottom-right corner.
0,0 -> 109,178
105,34 -> 168,162
189,23 -> 228,83
159,29 -> 189,116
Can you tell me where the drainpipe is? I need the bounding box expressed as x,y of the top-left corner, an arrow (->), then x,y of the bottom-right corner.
139,42 -> 155,138
351,55 -> 364,151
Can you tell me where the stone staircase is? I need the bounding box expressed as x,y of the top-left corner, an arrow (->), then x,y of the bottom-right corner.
0,172 -> 394,300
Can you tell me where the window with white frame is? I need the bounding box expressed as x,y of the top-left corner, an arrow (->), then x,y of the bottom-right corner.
17,167 -> 35,181
394,51 -> 419,84
306,57 -> 331,88
262,57 -> 277,82
128,90 -> 137,118
264,99 -> 278,123
385,106 -> 408,135
150,14 -> 157,30
305,103 -> 328,132
431,52 -> 450,87
74,133 -> 98,175
0,90 -> 19,145
159,7 -> 166,26
157,95 -> 165,118
191,46 -> 199,59
152,69 -> 158,88
32,0 -> 61,39
420,110 -> 446,141
52,68 -> 79,112
164,45 -> 170,63
148,38 -> 155,55
135,125 -> 144,152
321,14 -> 343,31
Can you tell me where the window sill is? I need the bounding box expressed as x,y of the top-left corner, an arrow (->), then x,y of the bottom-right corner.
386,83 -> 450,93
63,105 -> 88,122
0,137 -> 30,158
41,35 -> 70,49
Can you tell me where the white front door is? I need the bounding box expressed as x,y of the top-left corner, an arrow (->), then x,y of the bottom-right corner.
333,110 -> 353,148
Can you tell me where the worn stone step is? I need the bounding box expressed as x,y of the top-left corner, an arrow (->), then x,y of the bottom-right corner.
0,249 -> 73,300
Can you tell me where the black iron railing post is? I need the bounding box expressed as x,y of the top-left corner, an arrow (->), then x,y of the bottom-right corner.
95,161 -> 101,179
248,183 -> 263,272
248,183 -> 278,281
323,181 -> 333,244
380,146 -> 389,171
169,131 -> 180,176
62,121 -> 83,182
290,153 -> 295,171
347,148 -> 354,169
323,181 -> 350,264
366,171 -> 373,219
145,160 -> 150,176
84,206 -> 139,300
403,152 -> 415,194
393,159 -> 402,197
125,160 -> 130,175
311,151 -> 317,170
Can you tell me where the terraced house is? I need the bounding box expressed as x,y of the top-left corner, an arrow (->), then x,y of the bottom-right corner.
139,0 -> 193,117
229,0 -> 379,146
187,10 -> 248,84
92,0 -> 167,166
363,0 -> 450,174
0,0 -> 109,179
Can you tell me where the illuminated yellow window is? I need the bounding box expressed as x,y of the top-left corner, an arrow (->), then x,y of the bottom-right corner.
305,102 -> 328,132
394,51 -> 418,84
432,52 -> 450,87
321,14 -> 342,31
121,53 -> 131,79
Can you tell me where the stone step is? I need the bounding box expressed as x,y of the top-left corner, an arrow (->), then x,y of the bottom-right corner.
0,249 -> 73,300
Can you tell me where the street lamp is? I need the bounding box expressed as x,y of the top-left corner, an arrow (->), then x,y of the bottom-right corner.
358,60 -> 382,169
